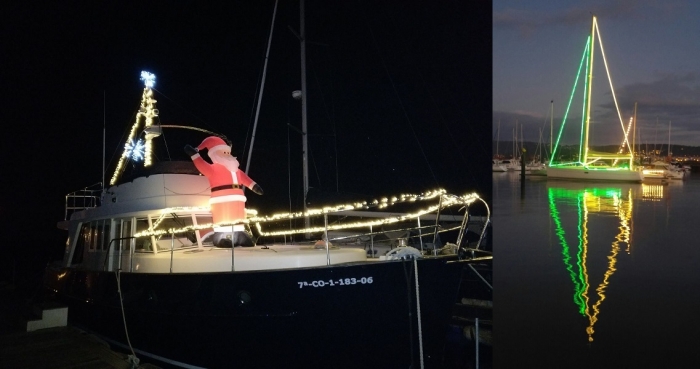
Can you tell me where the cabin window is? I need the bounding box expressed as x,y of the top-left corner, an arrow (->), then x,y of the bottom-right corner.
113,222 -> 122,252
71,223 -> 89,265
102,221 -> 111,251
135,218 -> 151,252
88,222 -> 99,251
134,214 -> 199,252
93,220 -> 103,251
112,219 -> 133,254
157,214 -> 197,250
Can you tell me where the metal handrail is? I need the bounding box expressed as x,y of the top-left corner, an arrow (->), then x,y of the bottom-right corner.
65,183 -> 102,220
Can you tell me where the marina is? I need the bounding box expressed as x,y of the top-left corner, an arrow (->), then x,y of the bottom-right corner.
3,2 -> 492,368
0,282 -> 159,369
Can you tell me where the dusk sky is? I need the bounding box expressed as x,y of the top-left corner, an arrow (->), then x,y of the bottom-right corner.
494,0 -> 700,153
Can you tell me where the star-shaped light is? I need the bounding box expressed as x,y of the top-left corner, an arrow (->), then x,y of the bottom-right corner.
140,71 -> 156,88
125,139 -> 146,161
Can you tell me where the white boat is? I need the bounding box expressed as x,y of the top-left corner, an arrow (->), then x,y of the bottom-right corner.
546,16 -> 643,183
528,112 -> 552,177
501,158 -> 521,171
43,31 -> 491,369
526,161 -> 547,175
492,159 -> 508,172
654,160 -> 685,180
663,122 -> 686,180
641,162 -> 668,180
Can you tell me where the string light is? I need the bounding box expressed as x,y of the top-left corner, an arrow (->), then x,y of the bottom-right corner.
110,71 -> 159,185
132,189 -> 480,239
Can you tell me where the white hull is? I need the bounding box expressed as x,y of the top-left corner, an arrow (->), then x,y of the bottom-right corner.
547,166 -> 643,182
119,245 -> 367,273
492,164 -> 508,172
492,160 -> 508,172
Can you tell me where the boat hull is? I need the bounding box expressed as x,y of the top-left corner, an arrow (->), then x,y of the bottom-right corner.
44,257 -> 464,369
547,166 -> 643,182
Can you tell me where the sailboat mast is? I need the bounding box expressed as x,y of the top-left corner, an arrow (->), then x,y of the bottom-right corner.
632,102 -> 637,169
496,120 -> 500,157
550,100 -> 553,160
300,0 -> 311,234
668,121 -> 672,158
583,16 -> 597,164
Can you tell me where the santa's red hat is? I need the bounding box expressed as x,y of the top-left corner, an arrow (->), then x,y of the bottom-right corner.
197,136 -> 230,154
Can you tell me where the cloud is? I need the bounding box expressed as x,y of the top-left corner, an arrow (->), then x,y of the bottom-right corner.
594,73 -> 700,145
494,0 -> 683,37
495,71 -> 700,146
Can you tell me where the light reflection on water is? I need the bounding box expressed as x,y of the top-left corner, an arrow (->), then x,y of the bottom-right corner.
493,173 -> 700,368
547,184 -> 632,343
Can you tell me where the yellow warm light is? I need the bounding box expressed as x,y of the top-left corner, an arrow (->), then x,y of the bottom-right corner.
134,219 -> 251,238
110,83 -> 159,185
130,189 -> 479,239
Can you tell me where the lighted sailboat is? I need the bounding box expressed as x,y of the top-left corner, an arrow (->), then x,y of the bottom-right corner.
547,16 -> 643,182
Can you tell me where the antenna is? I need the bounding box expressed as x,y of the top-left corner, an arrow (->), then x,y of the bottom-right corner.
299,0 -> 311,237
102,90 -> 106,193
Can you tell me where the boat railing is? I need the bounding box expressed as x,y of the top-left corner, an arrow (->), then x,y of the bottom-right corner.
119,191 -> 491,272
248,192 -> 491,260
65,183 -> 103,220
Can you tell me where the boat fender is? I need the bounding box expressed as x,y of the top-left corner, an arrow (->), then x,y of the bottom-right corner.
384,246 -> 422,260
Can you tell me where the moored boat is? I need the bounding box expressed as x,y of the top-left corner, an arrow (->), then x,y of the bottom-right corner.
43,72 -> 491,369
492,159 -> 508,172
546,16 -> 643,183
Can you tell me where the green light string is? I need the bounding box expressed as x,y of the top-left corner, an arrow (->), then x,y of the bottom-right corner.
550,37 -> 591,166
548,188 -> 586,314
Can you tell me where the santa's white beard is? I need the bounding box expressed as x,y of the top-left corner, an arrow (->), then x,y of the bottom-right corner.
210,152 -> 239,171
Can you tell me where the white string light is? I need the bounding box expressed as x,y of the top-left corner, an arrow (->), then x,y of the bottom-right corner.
132,189 -> 480,239
110,72 -> 159,185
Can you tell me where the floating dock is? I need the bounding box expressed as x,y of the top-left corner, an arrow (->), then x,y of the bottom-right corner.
0,282 -> 159,369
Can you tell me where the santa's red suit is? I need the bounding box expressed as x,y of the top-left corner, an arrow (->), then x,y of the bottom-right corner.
187,136 -> 261,225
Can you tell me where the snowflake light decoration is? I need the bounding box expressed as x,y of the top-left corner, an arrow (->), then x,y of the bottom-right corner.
125,139 -> 146,161
140,71 -> 156,88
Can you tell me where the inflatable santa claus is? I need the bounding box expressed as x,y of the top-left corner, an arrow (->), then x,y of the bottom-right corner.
185,136 -> 263,225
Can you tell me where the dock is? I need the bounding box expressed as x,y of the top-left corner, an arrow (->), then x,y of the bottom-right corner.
0,281 -> 159,369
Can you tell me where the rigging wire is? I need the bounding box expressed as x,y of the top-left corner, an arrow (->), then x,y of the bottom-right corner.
358,0 -> 440,187
151,88 -> 216,132
309,54 -> 340,192
378,1 -> 480,184
593,19 -> 631,151
244,0 -> 278,175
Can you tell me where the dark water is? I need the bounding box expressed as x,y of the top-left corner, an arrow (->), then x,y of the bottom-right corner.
493,172 -> 700,368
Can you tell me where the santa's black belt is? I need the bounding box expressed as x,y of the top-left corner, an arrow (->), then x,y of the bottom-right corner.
211,184 -> 243,192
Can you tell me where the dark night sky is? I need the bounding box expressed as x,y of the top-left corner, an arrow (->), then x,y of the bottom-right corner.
1,1 -> 492,273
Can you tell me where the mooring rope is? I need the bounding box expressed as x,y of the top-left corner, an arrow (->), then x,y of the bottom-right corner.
116,270 -> 140,368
